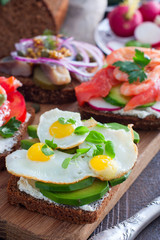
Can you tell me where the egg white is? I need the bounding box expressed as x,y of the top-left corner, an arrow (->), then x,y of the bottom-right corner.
37,108 -> 88,149
6,125 -> 138,183
80,126 -> 138,179
6,149 -> 94,184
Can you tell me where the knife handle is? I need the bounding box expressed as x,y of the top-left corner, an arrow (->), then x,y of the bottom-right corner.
90,196 -> 160,240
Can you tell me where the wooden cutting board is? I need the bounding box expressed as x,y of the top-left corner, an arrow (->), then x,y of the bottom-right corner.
0,102 -> 160,240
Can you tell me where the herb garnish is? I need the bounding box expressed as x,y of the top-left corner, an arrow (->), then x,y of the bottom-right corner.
58,117 -> 76,125
93,144 -> 104,156
41,138 -> 57,156
105,141 -> 115,159
62,147 -> 90,169
74,126 -> 89,135
85,130 -> 115,158
0,117 -> 21,138
113,49 -> 151,83
85,130 -> 105,144
41,144 -> 54,156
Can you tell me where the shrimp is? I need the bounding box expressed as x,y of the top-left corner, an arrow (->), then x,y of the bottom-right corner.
120,80 -> 154,96
113,67 -> 128,82
106,47 -> 160,66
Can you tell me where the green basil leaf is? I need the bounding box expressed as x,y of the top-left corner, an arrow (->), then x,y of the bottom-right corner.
96,122 -> 107,128
58,117 -> 76,125
45,139 -> 57,149
76,148 -> 90,154
62,157 -> 71,169
41,144 -> 54,156
74,126 -> 89,135
105,141 -> 115,159
0,117 -> 21,138
93,144 -> 103,156
72,152 -> 82,160
67,119 -> 76,124
85,130 -> 105,143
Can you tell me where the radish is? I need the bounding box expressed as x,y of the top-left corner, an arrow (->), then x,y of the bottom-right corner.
151,102 -> 160,112
107,41 -> 124,52
108,5 -> 143,37
134,22 -> 160,45
139,1 -> 160,22
88,97 -> 122,111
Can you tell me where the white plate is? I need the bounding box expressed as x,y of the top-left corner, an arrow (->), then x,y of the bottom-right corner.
94,18 -> 134,55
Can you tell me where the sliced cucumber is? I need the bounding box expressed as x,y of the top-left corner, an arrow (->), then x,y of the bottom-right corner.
33,66 -> 64,90
104,85 -> 131,107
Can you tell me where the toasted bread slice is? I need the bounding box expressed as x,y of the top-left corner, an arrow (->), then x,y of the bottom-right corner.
0,105 -> 35,171
7,175 -> 114,224
79,104 -> 160,130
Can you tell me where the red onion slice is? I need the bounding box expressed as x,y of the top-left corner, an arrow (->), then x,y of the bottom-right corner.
88,98 -> 122,111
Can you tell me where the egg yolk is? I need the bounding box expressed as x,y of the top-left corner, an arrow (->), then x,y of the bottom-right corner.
89,155 -> 117,180
27,143 -> 53,162
49,120 -> 74,138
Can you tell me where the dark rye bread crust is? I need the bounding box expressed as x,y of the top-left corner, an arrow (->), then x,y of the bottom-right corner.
7,176 -> 113,224
0,0 -> 69,58
0,106 -> 35,171
0,72 -> 79,104
79,104 -> 160,130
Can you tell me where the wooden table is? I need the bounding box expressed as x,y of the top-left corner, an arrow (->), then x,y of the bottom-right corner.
62,1 -> 160,239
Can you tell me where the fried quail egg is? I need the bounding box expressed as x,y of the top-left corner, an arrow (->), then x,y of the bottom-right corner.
37,108 -> 88,149
6,126 -> 138,183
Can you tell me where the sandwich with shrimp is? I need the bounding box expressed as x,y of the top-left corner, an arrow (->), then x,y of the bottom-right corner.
0,35 -> 104,104
75,47 -> 160,129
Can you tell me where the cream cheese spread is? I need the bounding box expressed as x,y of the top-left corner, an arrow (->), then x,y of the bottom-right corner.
0,112 -> 31,154
112,107 -> 160,119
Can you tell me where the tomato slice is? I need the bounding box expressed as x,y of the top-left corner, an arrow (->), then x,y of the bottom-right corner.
0,76 -> 22,93
0,100 -> 11,127
7,91 -> 26,122
75,66 -> 119,106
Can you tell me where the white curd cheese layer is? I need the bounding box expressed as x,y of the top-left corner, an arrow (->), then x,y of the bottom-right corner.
0,113 -> 31,154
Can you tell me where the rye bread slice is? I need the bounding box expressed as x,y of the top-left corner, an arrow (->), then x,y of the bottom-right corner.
0,105 -> 35,171
79,103 -> 160,130
7,175 -> 114,224
0,72 -> 79,104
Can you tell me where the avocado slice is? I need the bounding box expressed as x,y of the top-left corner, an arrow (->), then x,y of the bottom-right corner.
33,66 -> 65,90
39,179 -> 109,206
27,125 -> 38,138
106,122 -> 140,143
109,171 -> 131,187
21,138 -> 39,150
35,177 -> 95,192
104,85 -> 131,107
